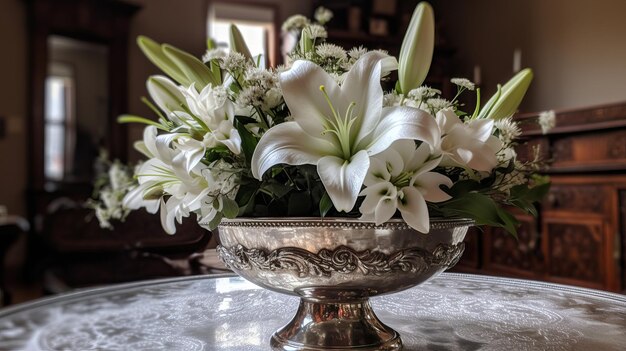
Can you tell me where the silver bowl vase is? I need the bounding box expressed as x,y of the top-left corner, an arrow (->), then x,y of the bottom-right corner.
217,217 -> 472,351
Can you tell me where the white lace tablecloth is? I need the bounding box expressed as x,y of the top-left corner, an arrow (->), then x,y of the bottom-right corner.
0,273 -> 625,350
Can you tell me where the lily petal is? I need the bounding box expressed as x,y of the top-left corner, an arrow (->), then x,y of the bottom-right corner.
398,187 -> 430,233
341,51 -> 385,143
318,150 -> 369,212
279,60 -> 341,138
412,172 -> 452,202
147,75 -> 186,115
364,106 -> 440,155
251,122 -> 335,179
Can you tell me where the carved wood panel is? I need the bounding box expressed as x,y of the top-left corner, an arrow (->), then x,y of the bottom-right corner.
483,215 -> 542,278
543,217 -> 605,288
620,190 -> 626,292
544,184 -> 609,214
550,130 -> 626,170
454,226 -> 481,270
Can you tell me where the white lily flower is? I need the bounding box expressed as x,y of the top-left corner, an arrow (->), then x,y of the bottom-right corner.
359,140 -> 452,233
124,126 -> 212,234
172,83 -> 242,172
433,108 -> 500,172
251,52 -> 440,212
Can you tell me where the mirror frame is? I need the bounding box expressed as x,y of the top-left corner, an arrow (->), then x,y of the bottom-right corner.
26,0 -> 139,215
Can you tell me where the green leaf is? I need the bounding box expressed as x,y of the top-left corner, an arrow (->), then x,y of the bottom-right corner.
207,212 -> 223,230
319,192 -> 333,218
137,36 -> 189,85
117,115 -> 168,131
162,44 -> 220,89
207,38 -> 217,50
261,181 -> 292,199
438,192 -> 519,236
221,197 -> 240,219
234,117 -> 258,163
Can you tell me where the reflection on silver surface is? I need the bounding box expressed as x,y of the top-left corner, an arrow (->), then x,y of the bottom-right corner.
0,274 -> 625,350
217,217 -> 472,350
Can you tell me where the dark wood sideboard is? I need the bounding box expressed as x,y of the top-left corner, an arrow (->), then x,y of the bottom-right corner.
454,102 -> 626,293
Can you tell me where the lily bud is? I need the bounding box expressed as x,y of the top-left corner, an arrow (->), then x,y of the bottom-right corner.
479,68 -> 533,120
299,27 -> 313,54
229,24 -> 253,61
146,75 -> 186,116
398,2 -> 435,94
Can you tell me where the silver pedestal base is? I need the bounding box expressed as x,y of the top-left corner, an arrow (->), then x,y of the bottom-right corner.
270,297 -> 402,351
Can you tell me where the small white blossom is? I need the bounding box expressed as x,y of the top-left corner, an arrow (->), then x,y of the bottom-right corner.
220,51 -> 248,71
348,46 -> 368,61
282,14 -> 309,32
451,77 -> 475,91
494,117 -> 522,145
245,67 -> 278,89
202,48 -> 227,63
425,98 -> 452,115
407,86 -> 441,101
316,43 -> 347,61
383,92 -> 403,107
306,24 -> 327,39
314,6 -> 333,24
497,147 -> 517,163
539,110 -> 556,134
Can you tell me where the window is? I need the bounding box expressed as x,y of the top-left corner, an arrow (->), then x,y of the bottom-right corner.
44,64 -> 75,181
208,2 -> 277,67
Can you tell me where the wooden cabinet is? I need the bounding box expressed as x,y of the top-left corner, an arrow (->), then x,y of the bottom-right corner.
312,0 -> 455,98
454,102 -> 626,293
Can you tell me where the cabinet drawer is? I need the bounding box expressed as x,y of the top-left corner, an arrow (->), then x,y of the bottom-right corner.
483,215 -> 543,278
551,130 -> 626,170
543,216 -> 607,289
544,184 -> 610,214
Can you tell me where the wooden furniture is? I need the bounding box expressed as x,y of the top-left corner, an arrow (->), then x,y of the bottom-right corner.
26,0 -> 139,225
0,216 -> 29,306
38,199 -> 218,292
454,102 -> 626,293
312,0 -> 455,97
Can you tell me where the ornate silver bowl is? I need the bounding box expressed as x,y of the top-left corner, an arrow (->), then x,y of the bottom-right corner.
217,217 -> 472,351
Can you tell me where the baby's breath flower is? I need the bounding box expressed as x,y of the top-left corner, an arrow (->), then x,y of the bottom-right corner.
383,92 -> 403,107
264,87 -> 283,110
202,48 -> 227,63
348,46 -> 368,61
236,86 -> 265,109
425,98 -> 452,115
306,24 -> 327,39
538,110 -> 556,134
407,86 -> 441,101
314,6 -> 333,24
220,51 -> 247,71
494,117 -> 522,145
245,67 -> 278,89
282,14 -> 309,32
451,77 -> 475,91
316,43 -> 347,61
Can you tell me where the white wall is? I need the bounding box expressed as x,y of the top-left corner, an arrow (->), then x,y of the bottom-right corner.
437,0 -> 626,112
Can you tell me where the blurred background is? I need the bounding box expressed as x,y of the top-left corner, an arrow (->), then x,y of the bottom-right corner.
1,0 -> 625,306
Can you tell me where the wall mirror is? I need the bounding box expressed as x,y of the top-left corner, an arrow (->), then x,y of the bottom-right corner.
44,35 -> 109,183
27,0 -> 139,219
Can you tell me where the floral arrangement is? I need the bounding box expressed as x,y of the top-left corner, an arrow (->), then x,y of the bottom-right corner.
106,2 -> 549,235
87,151 -> 134,229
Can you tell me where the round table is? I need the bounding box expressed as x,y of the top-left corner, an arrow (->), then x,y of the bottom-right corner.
0,273 -> 624,350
